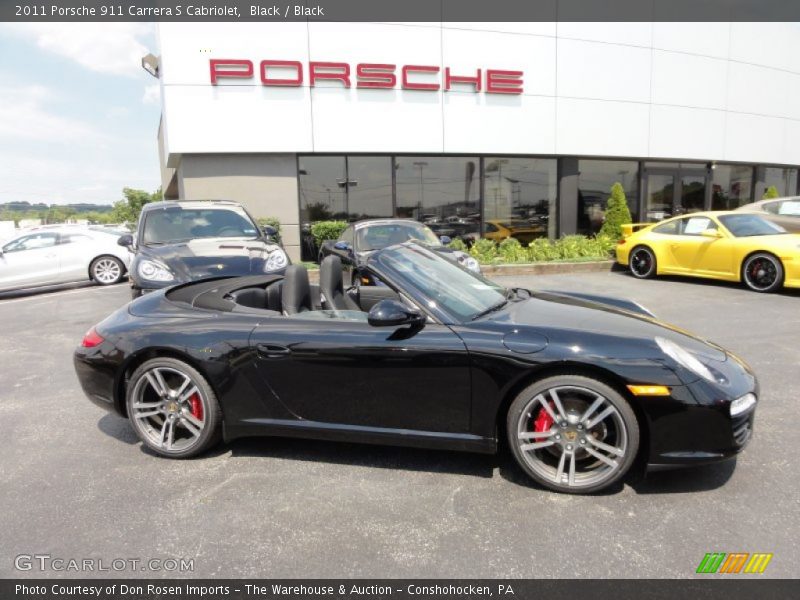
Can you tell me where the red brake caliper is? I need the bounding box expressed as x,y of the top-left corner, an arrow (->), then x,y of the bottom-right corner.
532,403 -> 554,438
189,393 -> 204,421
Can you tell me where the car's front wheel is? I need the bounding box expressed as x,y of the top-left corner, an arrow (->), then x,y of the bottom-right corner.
628,246 -> 657,279
90,256 -> 125,285
507,375 -> 639,494
126,357 -> 222,458
742,253 -> 783,293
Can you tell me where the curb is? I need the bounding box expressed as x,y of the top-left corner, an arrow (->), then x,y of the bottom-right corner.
480,260 -> 616,277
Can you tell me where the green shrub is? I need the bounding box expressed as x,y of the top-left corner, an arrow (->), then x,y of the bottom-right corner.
447,237 -> 468,252
527,238 -> 559,261
469,238 -> 499,263
599,182 -> 632,241
763,185 -> 780,199
310,220 -> 349,247
498,237 -> 528,263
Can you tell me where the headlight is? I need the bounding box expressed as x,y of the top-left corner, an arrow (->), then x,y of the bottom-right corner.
463,256 -> 480,272
265,249 -> 288,272
730,393 -> 756,417
655,336 -> 715,382
138,259 -> 174,282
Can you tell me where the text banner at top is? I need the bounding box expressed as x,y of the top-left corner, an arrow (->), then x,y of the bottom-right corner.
3,0 -> 800,22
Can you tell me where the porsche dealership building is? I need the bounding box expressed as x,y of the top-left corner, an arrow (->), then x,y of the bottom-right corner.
155,22 -> 800,261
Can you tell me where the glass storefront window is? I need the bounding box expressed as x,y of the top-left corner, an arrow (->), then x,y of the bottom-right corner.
764,167 -> 798,198
484,158 -> 557,241
712,164 -> 753,209
346,157 -> 393,220
298,156 -> 347,260
577,160 -> 639,235
395,156 -> 481,239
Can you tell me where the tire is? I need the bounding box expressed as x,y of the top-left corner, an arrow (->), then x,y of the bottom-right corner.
126,357 -> 222,459
628,245 -> 657,279
506,374 -> 639,494
90,255 -> 125,285
741,253 -> 783,293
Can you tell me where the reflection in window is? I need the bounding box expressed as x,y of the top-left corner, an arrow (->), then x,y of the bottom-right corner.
577,160 -> 639,235
298,156 -> 346,260
484,158 -> 557,242
395,156 -> 480,240
346,157 -> 393,220
712,164 -> 753,209
764,167 -> 798,198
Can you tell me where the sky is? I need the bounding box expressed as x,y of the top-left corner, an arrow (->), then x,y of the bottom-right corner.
0,23 -> 162,206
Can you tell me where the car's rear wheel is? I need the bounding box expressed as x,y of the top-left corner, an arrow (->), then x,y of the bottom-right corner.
742,253 -> 783,293
628,246 -> 656,279
90,256 -> 125,285
506,375 -> 639,494
126,358 -> 222,458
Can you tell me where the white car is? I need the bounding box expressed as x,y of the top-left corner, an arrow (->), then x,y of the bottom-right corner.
0,227 -> 131,292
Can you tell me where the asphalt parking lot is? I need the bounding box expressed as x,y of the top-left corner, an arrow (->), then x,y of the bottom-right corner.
0,271 -> 798,579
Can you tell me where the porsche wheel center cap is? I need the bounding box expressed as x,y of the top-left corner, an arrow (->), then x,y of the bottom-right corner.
564,430 -> 578,442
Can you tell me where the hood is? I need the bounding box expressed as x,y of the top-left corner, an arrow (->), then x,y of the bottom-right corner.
485,291 -> 727,363
140,237 -> 284,281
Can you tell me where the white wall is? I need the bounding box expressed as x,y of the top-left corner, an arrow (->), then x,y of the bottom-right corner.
159,22 -> 800,166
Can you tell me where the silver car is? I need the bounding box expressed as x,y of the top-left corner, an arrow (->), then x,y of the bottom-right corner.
0,227 -> 131,292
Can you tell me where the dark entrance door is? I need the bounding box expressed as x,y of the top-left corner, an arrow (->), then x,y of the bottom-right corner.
643,165 -> 709,222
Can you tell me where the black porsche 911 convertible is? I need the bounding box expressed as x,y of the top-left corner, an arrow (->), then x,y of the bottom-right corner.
74,243 -> 758,494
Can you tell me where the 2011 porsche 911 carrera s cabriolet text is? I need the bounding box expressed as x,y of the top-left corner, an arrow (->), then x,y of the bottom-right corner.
74,243 -> 758,494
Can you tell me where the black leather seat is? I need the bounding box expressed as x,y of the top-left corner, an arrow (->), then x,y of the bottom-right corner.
265,281 -> 283,312
229,287 -> 268,309
281,265 -> 312,314
319,255 -> 359,311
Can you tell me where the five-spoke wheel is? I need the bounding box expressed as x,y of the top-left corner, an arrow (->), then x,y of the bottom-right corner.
126,358 -> 221,458
628,246 -> 656,279
507,375 -> 639,494
742,253 -> 783,293
90,256 -> 125,285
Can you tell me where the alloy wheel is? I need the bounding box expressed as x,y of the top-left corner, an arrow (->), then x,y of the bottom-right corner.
129,366 -> 206,453
743,255 -> 781,292
92,258 -> 122,284
515,386 -> 629,490
629,247 -> 655,278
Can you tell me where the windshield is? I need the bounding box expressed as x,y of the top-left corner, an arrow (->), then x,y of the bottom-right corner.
718,214 -> 787,237
357,222 -> 441,251
370,244 -> 507,322
142,207 -> 259,244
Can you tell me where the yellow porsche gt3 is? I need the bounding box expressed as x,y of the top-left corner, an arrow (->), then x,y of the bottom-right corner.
617,211 -> 800,292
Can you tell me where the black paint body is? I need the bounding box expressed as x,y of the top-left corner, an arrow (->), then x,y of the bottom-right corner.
75,257 -> 757,469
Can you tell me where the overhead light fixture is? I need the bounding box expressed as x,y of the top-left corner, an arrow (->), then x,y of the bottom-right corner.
141,53 -> 160,79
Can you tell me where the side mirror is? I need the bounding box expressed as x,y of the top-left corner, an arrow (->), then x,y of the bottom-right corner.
700,229 -> 722,239
368,299 -> 426,328
439,235 -> 452,245
333,240 -> 352,252
261,225 -> 278,239
117,234 -> 134,247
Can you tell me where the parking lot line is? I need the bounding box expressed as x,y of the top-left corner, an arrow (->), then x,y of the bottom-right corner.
0,284 -> 125,307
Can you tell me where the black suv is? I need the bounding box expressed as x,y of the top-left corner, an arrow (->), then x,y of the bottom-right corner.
119,200 -> 287,299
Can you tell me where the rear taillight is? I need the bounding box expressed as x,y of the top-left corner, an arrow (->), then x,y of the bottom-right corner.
81,327 -> 104,348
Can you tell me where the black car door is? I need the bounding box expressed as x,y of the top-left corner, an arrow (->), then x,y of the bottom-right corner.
248,313 -> 471,433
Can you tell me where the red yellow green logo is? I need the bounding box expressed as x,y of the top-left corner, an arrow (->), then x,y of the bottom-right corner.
696,552 -> 773,574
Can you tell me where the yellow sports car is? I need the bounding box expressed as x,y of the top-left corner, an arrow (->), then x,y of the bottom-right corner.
617,211 -> 800,292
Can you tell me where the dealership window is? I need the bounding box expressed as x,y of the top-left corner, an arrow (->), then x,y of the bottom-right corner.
577,160 -> 639,235
346,157 -> 393,220
298,156 -> 347,260
484,158 -> 557,240
395,156 -> 480,239
764,167 -> 798,198
712,164 -> 754,209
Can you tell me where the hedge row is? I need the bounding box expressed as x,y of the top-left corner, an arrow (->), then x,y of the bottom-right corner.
453,235 -> 616,265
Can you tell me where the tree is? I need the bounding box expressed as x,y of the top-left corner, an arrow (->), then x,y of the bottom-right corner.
109,187 -> 162,224
599,182 -> 632,240
763,185 -> 780,199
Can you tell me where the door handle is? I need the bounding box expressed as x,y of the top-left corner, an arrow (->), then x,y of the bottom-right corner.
256,343 -> 291,358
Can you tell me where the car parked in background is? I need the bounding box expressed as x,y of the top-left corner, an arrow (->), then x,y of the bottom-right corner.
0,227 -> 130,292
482,219 -> 546,245
618,211 -> 800,292
318,219 -> 480,285
737,196 -> 800,233
120,200 -> 287,299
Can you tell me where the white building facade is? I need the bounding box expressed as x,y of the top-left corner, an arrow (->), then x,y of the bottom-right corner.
157,22 -> 800,260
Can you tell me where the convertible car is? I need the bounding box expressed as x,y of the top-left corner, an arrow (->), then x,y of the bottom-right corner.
618,211 -> 800,292
75,243 -> 757,494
